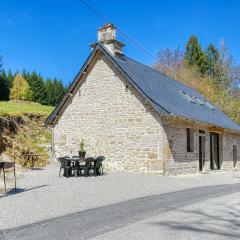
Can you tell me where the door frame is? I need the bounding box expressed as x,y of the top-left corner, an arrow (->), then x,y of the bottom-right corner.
199,135 -> 205,171
210,132 -> 220,170
233,145 -> 238,168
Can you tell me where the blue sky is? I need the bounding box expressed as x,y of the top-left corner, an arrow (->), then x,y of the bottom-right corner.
0,0 -> 239,85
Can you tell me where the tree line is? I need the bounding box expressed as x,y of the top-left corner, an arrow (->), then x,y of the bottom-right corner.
154,36 -> 240,124
0,59 -> 67,106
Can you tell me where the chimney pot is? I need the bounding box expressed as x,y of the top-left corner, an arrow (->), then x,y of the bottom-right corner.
97,23 -> 125,56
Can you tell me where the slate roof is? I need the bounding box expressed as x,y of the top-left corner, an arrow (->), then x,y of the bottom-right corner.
45,44 -> 240,132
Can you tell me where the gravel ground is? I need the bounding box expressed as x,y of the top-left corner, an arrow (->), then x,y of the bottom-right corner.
1,162 -> 240,230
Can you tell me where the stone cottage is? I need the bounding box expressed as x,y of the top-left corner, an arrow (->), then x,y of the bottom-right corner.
45,24 -> 240,175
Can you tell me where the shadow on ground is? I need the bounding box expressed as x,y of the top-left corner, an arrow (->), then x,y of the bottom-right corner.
151,200 -> 240,239
28,167 -> 46,171
0,184 -> 49,198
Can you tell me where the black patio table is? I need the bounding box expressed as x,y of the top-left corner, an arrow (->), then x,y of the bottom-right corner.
61,156 -> 104,177
63,156 -> 88,177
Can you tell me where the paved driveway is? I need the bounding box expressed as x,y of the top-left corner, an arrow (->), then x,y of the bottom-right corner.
1,163 -> 240,239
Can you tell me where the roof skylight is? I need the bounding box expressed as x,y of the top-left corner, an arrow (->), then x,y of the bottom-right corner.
179,90 -> 215,110
203,100 -> 215,110
192,96 -> 204,106
179,90 -> 196,104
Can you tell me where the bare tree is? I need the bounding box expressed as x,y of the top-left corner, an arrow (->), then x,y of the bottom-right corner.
217,40 -> 239,89
153,46 -> 184,80
154,46 -> 183,70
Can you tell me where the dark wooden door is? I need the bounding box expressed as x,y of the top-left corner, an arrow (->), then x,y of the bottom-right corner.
233,145 -> 237,168
210,133 -> 220,170
199,136 -> 205,171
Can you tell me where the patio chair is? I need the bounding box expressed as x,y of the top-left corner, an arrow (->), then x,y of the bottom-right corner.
88,158 -> 97,176
94,156 -> 105,176
78,157 -> 94,176
0,162 -> 16,192
57,156 -> 72,177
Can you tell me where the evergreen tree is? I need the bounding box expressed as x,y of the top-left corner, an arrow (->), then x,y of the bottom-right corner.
204,44 -> 220,77
0,55 -> 2,70
0,70 -> 10,100
0,56 -> 11,101
0,55 -> 66,105
28,72 -> 47,104
22,69 -> 29,82
7,69 -> 14,88
184,35 -> 206,74
10,74 -> 31,100
45,78 -> 66,106
45,79 -> 55,105
52,79 -> 66,105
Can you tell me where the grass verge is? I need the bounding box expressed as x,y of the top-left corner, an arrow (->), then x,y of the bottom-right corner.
0,101 -> 54,115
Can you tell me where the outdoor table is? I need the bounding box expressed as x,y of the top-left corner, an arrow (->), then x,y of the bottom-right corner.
61,156 -> 104,177
65,157 -> 86,165
63,156 -> 86,177
0,161 -> 16,192
62,156 -> 97,177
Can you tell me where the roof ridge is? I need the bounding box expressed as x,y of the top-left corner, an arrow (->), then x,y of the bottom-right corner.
46,43 -> 240,132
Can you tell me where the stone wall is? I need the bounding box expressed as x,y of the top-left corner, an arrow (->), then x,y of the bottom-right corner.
162,117 -> 240,175
222,133 -> 240,170
53,53 -> 165,174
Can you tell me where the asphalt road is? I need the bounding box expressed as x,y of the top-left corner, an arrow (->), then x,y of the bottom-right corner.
1,183 -> 240,240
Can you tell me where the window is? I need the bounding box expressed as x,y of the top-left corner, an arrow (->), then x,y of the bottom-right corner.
203,100 -> 215,110
186,128 -> 194,152
192,96 -> 204,106
179,90 -> 215,110
179,90 -> 196,104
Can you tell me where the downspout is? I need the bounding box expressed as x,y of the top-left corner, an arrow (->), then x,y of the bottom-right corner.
47,126 -> 55,161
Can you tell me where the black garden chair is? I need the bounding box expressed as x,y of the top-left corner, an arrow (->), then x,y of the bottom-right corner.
57,156 -> 72,177
0,161 -> 16,192
88,156 -> 105,176
78,157 -> 94,176
94,156 -> 105,176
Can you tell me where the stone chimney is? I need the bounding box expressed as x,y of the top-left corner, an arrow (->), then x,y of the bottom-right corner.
92,23 -> 125,56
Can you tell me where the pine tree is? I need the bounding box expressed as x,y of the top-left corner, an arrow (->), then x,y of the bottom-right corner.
0,70 -> 10,100
45,78 -> 66,106
0,55 -> 2,70
10,74 -> 31,101
204,44 -> 219,78
45,79 -> 55,105
52,79 -> 66,105
0,57 -> 11,101
7,69 -> 14,88
28,72 -> 47,104
184,35 -> 206,74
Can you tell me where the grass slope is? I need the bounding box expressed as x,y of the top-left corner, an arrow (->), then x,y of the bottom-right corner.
0,101 -> 53,167
0,101 -> 54,115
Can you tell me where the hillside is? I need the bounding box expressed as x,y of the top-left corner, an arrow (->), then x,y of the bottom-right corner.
0,101 -> 54,167
0,101 -> 53,115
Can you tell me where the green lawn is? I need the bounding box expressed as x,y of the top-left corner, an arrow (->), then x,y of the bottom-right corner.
0,101 -> 54,115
